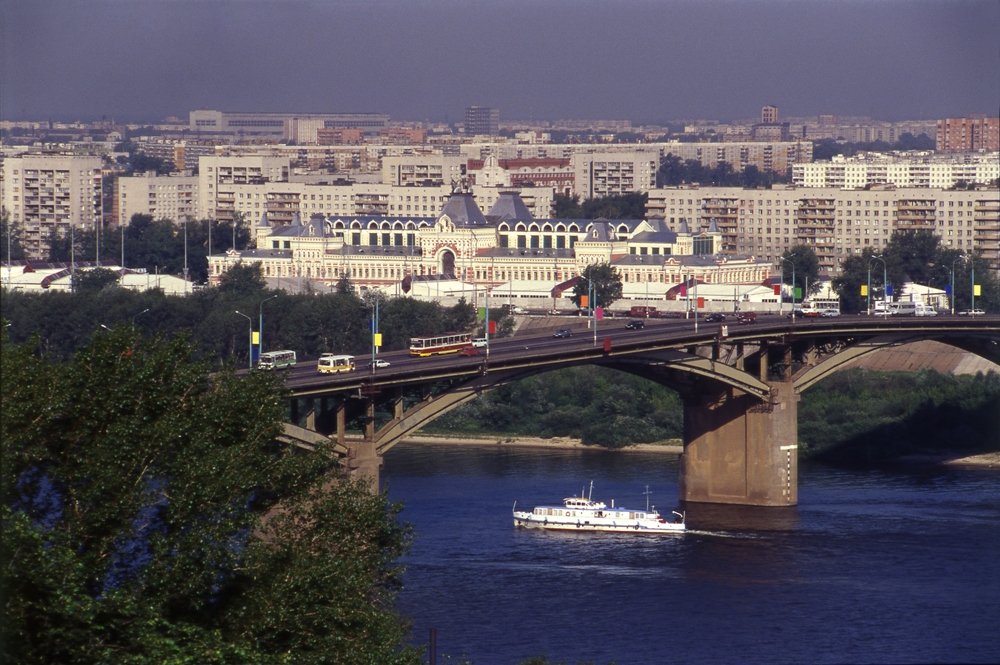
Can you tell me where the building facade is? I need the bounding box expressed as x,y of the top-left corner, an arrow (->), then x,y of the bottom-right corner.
116,171 -> 199,225
1,153 -> 103,260
793,152 -> 1000,189
646,185 -> 1000,275
208,191 -> 768,304
464,106 -> 500,137
188,110 -> 390,140
936,116 -> 1000,153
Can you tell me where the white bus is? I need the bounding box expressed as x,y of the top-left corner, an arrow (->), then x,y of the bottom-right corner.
804,298 -> 841,317
257,350 -> 297,370
317,354 -> 356,374
888,301 -> 917,316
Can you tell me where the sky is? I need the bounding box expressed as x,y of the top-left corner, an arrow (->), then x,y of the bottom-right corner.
2,0 -> 998,125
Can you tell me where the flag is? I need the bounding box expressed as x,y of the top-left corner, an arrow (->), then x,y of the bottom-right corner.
252,331 -> 260,345
478,307 -> 486,319
488,320 -> 496,334
596,307 -> 604,320
773,284 -> 781,296
974,285 -> 981,296
697,297 -> 705,309
945,285 -> 952,296
886,285 -> 893,297
580,295 -> 589,308
374,333 -> 382,348
860,285 -> 868,296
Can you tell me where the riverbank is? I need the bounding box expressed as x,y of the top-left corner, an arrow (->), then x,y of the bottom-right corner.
398,433 -> 684,454
395,434 -> 998,468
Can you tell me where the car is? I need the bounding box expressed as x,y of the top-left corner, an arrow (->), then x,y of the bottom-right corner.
553,327 -> 573,338
661,311 -> 684,319
958,308 -> 986,316
704,313 -> 726,323
625,320 -> 644,330
736,312 -> 757,324
458,347 -> 480,356
548,309 -> 561,315
787,310 -> 807,319
471,337 -> 488,348
367,358 -> 390,369
820,310 -> 841,317
511,306 -> 528,315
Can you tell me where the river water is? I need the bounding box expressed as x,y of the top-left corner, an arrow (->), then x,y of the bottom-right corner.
381,444 -> 999,665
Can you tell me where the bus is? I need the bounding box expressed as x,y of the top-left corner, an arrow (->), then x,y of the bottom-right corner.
409,332 -> 473,357
888,301 -> 917,316
804,298 -> 840,317
317,354 -> 355,374
629,306 -> 660,318
257,350 -> 297,370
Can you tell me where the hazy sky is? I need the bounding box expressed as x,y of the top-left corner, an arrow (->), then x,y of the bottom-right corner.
2,0 -> 997,124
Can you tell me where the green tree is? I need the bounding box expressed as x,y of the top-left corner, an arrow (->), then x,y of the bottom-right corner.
780,245 -> 821,300
73,267 -> 121,294
832,248 -> 879,313
1,210 -> 26,262
571,263 -> 623,309
1,328 -> 420,664
218,262 -> 268,296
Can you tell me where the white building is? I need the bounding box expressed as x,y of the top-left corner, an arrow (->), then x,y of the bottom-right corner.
209,191 -> 769,305
794,152 -> 1000,189
571,150 -> 659,198
197,154 -> 291,221
1,153 -> 103,260
117,171 -> 199,224
646,185 -> 1000,275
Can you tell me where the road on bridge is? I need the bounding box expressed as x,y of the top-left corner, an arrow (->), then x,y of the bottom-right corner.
281,312 -> 999,395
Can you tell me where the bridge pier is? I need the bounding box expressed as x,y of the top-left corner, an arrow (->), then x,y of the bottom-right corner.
679,381 -> 798,506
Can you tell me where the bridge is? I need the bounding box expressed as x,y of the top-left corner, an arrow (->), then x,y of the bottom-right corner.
278,315 -> 1000,506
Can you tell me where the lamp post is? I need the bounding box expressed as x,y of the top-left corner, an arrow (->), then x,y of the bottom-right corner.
780,256 -> 796,324
258,294 -> 278,359
950,254 -> 965,315
970,257 -> 976,316
183,217 -> 189,293
869,255 -> 887,318
235,311 -> 253,370
131,308 -> 149,331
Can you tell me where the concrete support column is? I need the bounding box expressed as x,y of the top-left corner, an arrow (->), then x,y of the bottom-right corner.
346,441 -> 381,490
365,399 -> 375,442
336,401 -> 346,447
393,388 -> 404,420
679,381 -> 799,506
759,342 -> 769,382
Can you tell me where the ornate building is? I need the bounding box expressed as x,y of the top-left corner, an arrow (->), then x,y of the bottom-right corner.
208,191 -> 772,304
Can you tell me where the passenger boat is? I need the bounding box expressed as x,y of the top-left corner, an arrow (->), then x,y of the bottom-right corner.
513,482 -> 685,534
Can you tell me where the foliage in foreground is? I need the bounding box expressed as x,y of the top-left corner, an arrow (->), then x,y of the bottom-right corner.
1,328 -> 420,664
1,275 -> 502,367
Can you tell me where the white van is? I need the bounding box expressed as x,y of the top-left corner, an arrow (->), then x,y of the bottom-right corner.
889,301 -> 917,316
915,303 -> 938,317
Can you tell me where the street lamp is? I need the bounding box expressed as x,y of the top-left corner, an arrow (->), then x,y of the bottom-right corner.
950,253 -> 965,315
183,217 -> 189,293
869,255 -> 888,318
131,308 -> 150,331
258,294 -> 278,359
235,311 -> 253,370
780,255 -> 796,322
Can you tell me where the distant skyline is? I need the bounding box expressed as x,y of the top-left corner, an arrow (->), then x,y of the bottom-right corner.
2,0 -> 998,125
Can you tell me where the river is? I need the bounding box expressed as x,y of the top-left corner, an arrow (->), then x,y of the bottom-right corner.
381,444 -> 999,665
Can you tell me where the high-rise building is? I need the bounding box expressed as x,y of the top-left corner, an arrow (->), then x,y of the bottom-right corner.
465,106 -> 500,137
936,116 -> 1000,153
1,153 -> 103,260
761,105 -> 779,124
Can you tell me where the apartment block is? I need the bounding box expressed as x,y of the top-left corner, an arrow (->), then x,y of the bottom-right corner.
794,152 -> 999,189
1,153 -> 103,260
198,155 -> 291,221
936,116 -> 1000,153
572,150 -> 659,198
189,110 -> 389,140
464,106 -> 500,137
646,185 -> 1000,275
381,154 -> 467,187
117,171 -> 199,225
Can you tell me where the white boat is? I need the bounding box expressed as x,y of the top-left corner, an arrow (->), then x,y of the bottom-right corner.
513,482 -> 685,534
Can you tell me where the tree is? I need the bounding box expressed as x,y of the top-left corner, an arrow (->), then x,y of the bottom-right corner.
74,267 -> 121,294
571,263 -> 623,310
780,245 -> 821,299
2,328 -> 421,664
1,210 -> 26,262
832,249 -> 879,313
218,262 -> 267,296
